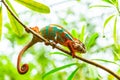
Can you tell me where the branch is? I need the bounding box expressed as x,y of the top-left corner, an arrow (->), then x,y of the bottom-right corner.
2,0 -> 120,79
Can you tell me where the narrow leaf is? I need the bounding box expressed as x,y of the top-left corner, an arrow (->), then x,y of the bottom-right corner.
93,59 -> 120,67
42,63 -> 78,79
7,12 -> 24,36
0,6 -> 2,40
67,67 -> 79,80
104,15 -> 115,28
113,17 -> 118,47
113,51 -> 120,61
50,52 -> 71,57
80,25 -> 85,42
102,0 -> 113,4
90,5 -> 111,8
15,0 -> 50,13
71,29 -> 78,39
5,0 -> 18,16
87,33 -> 99,50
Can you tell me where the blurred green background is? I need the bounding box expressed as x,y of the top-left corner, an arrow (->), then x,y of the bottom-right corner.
0,0 -> 120,80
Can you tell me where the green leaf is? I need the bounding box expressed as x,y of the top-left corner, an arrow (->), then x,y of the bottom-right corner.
80,25 -> 85,42
5,0 -> 18,16
42,63 -> 78,79
93,59 -> 120,67
0,6 -> 2,40
102,0 -> 113,4
89,5 -> 111,8
113,51 -> 120,61
50,52 -> 71,57
7,12 -> 24,36
113,17 -> 118,47
104,15 -> 115,28
86,33 -> 99,50
71,29 -> 78,39
67,67 -> 79,80
15,0 -> 50,14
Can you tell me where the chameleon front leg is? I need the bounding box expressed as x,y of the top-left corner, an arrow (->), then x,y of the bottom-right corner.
64,40 -> 75,58
68,42 -> 76,58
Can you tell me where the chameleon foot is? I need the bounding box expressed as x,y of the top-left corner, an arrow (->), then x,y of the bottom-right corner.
44,41 -> 50,45
51,42 -> 56,49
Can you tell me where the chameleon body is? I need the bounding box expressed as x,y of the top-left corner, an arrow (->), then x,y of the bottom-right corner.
31,24 -> 86,57
17,24 -> 86,74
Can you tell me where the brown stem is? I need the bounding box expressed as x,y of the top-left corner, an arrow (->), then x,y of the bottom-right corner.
2,0 -> 120,79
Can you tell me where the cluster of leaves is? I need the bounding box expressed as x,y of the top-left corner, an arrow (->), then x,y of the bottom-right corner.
0,0 -> 50,40
90,0 -> 120,48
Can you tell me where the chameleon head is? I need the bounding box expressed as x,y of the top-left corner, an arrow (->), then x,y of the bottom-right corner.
73,39 -> 86,53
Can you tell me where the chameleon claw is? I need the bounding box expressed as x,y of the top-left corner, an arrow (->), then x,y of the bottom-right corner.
51,42 -> 56,49
44,41 -> 50,45
72,53 -> 75,58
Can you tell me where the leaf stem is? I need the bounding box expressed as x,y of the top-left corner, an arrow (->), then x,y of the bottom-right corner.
2,0 -> 120,79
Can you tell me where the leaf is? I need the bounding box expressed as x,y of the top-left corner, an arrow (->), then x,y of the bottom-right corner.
89,5 -> 111,8
80,25 -> 85,42
5,0 -> 18,16
42,63 -> 78,79
102,0 -> 113,4
7,12 -> 24,36
113,17 -> 117,42
67,67 -> 79,80
113,51 -> 120,61
71,29 -> 78,39
15,0 -> 50,14
50,51 -> 71,57
93,59 -> 120,67
104,15 -> 115,28
113,17 -> 118,47
0,6 -> 2,40
86,33 -> 99,50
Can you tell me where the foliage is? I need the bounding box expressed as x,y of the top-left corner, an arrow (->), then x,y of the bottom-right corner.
0,0 -> 120,80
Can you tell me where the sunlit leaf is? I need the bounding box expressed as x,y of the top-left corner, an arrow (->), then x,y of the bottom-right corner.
89,5 -> 111,8
87,33 -> 99,50
113,51 -> 120,61
104,15 -> 115,28
67,67 -> 79,80
80,25 -> 85,42
108,74 -> 114,80
71,29 -> 78,39
7,12 -> 24,36
5,0 -> 18,16
42,63 -> 78,79
113,17 -> 118,47
0,6 -> 2,40
50,51 -> 71,57
102,0 -> 113,4
15,0 -> 50,13
93,59 -> 120,67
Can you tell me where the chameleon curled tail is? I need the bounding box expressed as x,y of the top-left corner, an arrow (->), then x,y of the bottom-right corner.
17,36 -> 39,74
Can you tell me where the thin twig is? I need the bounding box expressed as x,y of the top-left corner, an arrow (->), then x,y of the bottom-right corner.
2,0 -> 120,79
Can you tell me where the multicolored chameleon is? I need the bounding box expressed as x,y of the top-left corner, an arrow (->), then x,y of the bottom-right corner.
17,24 -> 86,74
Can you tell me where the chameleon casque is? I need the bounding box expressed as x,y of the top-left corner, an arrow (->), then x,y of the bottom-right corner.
17,24 -> 86,74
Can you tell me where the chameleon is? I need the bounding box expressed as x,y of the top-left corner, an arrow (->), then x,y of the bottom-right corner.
17,24 -> 86,74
